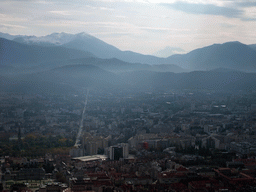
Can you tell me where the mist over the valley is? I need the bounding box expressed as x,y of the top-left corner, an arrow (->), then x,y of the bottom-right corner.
1,32 -> 256,95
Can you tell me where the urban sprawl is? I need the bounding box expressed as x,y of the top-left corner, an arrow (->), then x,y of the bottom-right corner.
1,90 -> 256,192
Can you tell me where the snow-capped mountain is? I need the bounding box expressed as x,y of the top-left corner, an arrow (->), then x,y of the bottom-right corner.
13,32 -> 89,45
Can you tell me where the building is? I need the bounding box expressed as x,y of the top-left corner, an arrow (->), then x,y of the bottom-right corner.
214,168 -> 254,187
70,147 -> 83,158
70,177 -> 93,192
107,143 -> 129,160
18,168 -> 45,180
82,133 -> 108,156
10,184 -> 33,192
39,183 -> 69,192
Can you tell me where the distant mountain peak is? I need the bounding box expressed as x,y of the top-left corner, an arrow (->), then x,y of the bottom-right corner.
225,41 -> 241,44
211,41 -> 241,46
166,40 -> 256,71
0,32 -> 22,40
12,32 -> 98,46
153,46 -> 185,58
74,32 -> 96,40
76,32 -> 90,36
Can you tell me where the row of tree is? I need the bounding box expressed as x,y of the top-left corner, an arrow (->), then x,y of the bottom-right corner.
0,134 -> 75,157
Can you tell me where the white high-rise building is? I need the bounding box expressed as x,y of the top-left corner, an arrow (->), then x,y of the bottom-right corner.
70,147 -> 83,157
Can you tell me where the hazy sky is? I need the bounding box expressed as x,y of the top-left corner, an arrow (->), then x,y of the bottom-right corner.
1,0 -> 256,54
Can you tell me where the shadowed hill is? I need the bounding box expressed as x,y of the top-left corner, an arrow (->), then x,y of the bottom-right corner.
121,70 -> 256,92
0,38 -> 94,67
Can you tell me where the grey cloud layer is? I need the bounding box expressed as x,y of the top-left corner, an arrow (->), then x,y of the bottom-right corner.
236,2 -> 256,7
160,1 -> 256,21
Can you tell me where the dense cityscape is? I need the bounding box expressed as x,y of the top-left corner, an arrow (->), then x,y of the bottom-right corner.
1,89 -> 256,191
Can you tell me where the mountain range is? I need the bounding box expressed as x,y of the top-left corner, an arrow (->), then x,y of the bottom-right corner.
9,32 -> 165,65
2,32 -> 256,72
1,31 -> 256,94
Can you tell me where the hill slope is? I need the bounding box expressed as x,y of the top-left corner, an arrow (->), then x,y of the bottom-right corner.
33,57 -> 187,73
0,38 -> 94,66
166,41 -> 256,71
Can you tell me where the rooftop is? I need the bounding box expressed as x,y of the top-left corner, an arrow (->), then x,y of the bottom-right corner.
72,155 -> 107,162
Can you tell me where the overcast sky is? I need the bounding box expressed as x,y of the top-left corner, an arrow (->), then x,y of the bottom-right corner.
1,0 -> 256,54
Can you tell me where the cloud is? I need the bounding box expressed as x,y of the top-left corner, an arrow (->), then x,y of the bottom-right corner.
140,26 -> 171,33
236,2 -> 256,8
48,11 -> 72,16
0,23 -> 27,29
160,2 -> 242,18
1,0 -> 54,4
92,32 -> 132,38
219,23 -> 236,28
242,17 -> 256,21
140,26 -> 191,34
